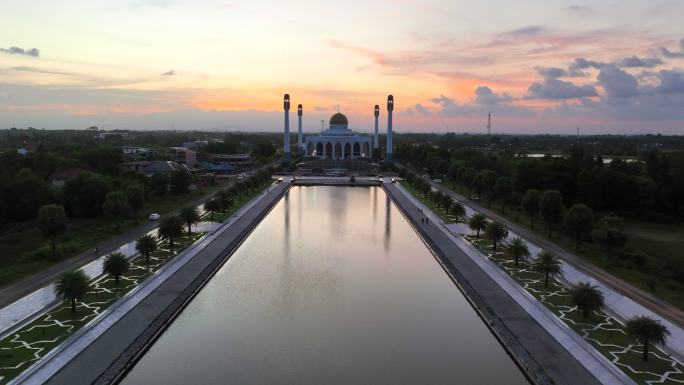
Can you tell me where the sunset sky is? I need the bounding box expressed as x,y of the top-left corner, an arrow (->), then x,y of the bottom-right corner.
1,0 -> 684,134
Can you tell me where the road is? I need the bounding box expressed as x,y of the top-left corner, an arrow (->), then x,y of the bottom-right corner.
0,161 -> 281,310
399,163 -> 684,328
0,190 -> 218,310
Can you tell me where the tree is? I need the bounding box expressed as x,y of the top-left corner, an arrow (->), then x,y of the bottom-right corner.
494,177 -> 513,214
451,201 -> 466,222
471,172 -> 484,199
126,184 -> 145,224
521,189 -> 542,229
505,237 -> 530,267
158,215 -> 184,248
150,172 -> 169,196
540,190 -> 564,238
170,170 -> 190,194
568,282 -> 605,319
592,216 -> 627,251
532,251 -> 563,288
136,234 -> 157,265
468,213 -> 487,238
204,198 -> 221,220
179,206 -> 200,235
103,252 -> 130,285
55,270 -> 89,313
62,173 -> 110,217
36,204 -> 67,258
481,170 -> 497,204
565,204 -> 594,247
625,316 -> 670,362
103,191 -> 131,232
441,194 -> 452,214
485,221 -> 507,252
461,167 -> 476,196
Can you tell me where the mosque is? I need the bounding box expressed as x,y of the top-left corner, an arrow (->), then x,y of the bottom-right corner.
282,94 -> 394,164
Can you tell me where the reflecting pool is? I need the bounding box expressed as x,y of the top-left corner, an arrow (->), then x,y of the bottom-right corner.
123,186 -> 528,385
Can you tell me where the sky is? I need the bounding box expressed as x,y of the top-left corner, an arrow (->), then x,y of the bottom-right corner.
1,0 -> 684,134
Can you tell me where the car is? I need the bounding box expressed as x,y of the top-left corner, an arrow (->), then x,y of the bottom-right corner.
149,213 -> 161,221
276,177 -> 284,183
290,177 -> 296,182
391,178 -> 396,183
433,178 -> 442,184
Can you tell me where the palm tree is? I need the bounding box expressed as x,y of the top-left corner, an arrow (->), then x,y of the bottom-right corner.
485,221 -> 508,252
204,198 -> 220,220
568,282 -> 605,318
532,250 -> 563,288
625,316 -> 670,362
55,270 -> 89,313
505,237 -> 530,267
468,213 -> 488,239
103,252 -> 130,285
179,206 -> 201,235
135,234 -> 157,265
158,216 -> 184,248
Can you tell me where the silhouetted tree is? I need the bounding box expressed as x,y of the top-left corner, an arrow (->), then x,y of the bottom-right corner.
521,189 -> 541,229
533,251 -> 563,288
103,252 -> 130,285
55,270 -> 89,313
626,316 -> 670,362
569,282 -> 605,318
37,204 -> 66,258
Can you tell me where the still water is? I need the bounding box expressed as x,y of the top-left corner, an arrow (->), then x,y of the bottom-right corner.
123,186 -> 528,385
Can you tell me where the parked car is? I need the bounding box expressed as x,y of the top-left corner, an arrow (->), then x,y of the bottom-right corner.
149,213 -> 161,221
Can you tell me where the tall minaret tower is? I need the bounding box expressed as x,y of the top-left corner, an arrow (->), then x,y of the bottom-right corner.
297,104 -> 303,154
373,105 -> 379,150
283,93 -> 291,163
386,95 -> 394,163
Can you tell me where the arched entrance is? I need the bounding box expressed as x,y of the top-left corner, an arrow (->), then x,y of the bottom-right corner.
335,143 -> 342,160
325,143 -> 333,159
353,142 -> 360,158
315,142 -> 323,158
343,143 -> 351,159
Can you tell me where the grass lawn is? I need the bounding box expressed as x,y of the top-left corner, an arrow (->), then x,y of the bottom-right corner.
0,183 -> 225,290
0,232 -> 203,384
429,173 -> 684,310
202,180 -> 275,223
463,234 -> 684,385
401,183 -> 463,223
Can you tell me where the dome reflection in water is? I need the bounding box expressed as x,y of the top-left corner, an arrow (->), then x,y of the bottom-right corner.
122,186 -> 528,385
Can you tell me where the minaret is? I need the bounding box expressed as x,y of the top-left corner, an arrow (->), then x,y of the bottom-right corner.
297,104 -> 303,154
283,93 -> 291,163
373,105 -> 379,150
386,95 -> 394,163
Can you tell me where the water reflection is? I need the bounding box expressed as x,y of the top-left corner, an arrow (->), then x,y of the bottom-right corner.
122,186 -> 527,385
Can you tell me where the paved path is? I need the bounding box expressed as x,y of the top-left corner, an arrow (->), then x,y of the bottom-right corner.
384,182 -> 607,385
15,183 -> 289,385
388,183 -> 639,384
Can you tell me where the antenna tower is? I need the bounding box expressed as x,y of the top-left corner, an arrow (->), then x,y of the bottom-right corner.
487,113 -> 491,136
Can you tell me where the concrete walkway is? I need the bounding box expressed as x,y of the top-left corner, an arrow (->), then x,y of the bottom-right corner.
13,182 -> 290,385
420,173 -> 684,330
385,182 -> 619,385
423,178 -> 684,363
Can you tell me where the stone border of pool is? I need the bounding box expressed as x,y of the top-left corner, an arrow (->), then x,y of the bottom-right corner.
12,182 -> 291,385
383,182 -> 602,385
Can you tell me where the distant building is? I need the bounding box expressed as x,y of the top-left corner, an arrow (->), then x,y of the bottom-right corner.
169,147 -> 197,168
121,160 -> 191,176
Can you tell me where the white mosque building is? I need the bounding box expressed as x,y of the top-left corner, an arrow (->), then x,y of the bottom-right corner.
282,93 -> 394,164
304,112 -> 372,160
